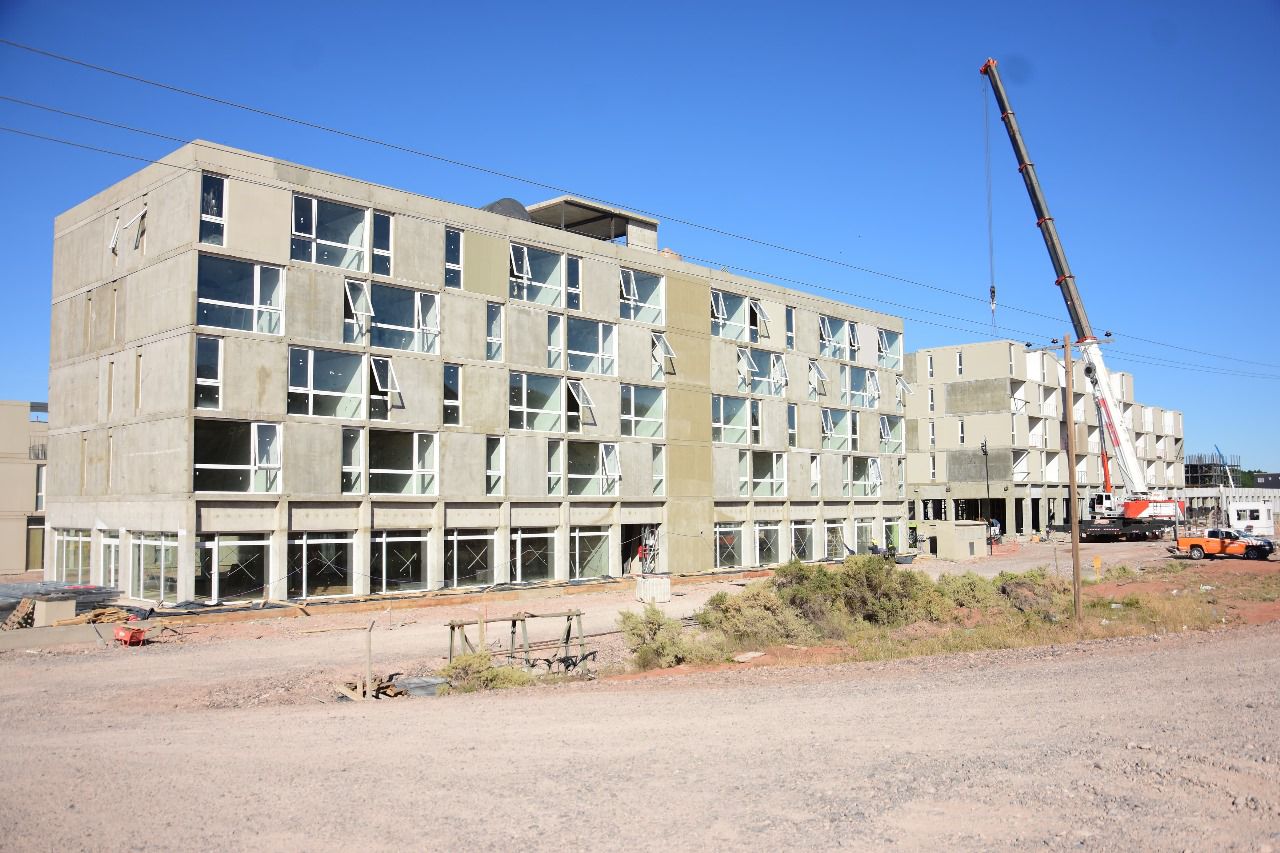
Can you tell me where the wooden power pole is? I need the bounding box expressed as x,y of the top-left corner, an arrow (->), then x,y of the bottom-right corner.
1062,334 -> 1082,622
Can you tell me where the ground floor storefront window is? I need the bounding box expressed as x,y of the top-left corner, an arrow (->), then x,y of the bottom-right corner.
370,530 -> 428,594
288,532 -> 354,598
444,528 -> 494,588
198,534 -> 269,602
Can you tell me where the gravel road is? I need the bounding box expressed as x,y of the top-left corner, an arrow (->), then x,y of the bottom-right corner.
1,617 -> 1277,851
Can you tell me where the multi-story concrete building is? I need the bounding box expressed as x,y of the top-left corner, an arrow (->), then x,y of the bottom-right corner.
44,141 -> 908,603
904,340 -> 1184,556
0,401 -> 47,574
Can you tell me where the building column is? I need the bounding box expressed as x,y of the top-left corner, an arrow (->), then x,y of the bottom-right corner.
555,501 -> 570,582
268,500 -> 289,601
428,502 -> 445,590
494,500 -> 511,584
176,500 -> 198,602
352,499 -> 372,596
608,508 -> 623,578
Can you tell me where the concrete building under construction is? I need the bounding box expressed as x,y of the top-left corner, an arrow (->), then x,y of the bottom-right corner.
904,340 -> 1185,558
43,141 -> 911,603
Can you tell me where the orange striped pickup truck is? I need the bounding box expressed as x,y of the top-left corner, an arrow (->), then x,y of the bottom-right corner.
1173,529 -> 1270,561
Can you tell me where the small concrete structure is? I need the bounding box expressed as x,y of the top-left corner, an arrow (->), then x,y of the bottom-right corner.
32,596 -> 74,628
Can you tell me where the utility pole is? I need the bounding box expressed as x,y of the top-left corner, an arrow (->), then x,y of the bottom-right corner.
1062,334 -> 1083,622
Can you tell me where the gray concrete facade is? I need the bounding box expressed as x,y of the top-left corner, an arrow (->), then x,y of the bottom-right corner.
904,340 -> 1185,553
45,141 -> 909,604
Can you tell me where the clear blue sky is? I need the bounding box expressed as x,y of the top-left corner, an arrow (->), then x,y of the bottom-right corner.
1,0 -> 1277,469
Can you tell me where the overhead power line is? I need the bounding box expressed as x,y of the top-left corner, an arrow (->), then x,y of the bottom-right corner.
2,120 -> 1278,384
2,37 -> 1274,373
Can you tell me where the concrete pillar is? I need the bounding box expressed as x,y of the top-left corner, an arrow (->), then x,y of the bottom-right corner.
268,500 -> 289,601
555,501 -> 570,581
428,501 -> 445,590
494,500 -> 511,584
778,504 -> 793,565
176,500 -> 197,602
352,499 -> 372,596
608,508 -> 622,578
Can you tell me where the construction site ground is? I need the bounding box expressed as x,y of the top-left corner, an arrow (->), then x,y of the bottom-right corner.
1,542 -> 1277,849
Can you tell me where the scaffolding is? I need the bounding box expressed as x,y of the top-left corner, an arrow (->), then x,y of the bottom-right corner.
1185,452 -> 1242,488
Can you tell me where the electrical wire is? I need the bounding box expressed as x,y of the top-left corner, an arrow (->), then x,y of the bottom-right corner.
1,37 -> 1274,371
2,122 -> 1276,383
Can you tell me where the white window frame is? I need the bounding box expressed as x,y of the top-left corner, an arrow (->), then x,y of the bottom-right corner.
443,363 -> 461,425
508,242 -> 563,305
819,315 -> 851,361
751,450 -> 786,497
568,379 -> 595,422
957,350 -> 965,376
712,395 -> 751,445
711,290 -> 747,341
785,306 -> 796,350
341,427 -> 362,494
566,256 -> 581,309
651,331 -> 676,378
486,302 -> 503,361
566,317 -> 616,376
748,297 -> 770,339
791,520 -> 815,562
197,256 -> 284,335
715,522 -> 743,569
291,194 -> 377,272
928,387 -> 935,413
927,354 -> 935,378
808,359 -> 828,398
370,356 -> 399,395
877,328 -> 902,369
810,454 -> 821,497
345,280 -> 373,336
129,531 -> 179,603
416,291 -> 440,354
369,430 -> 437,496
621,384 -> 664,438
200,173 -> 226,245
548,314 -> 564,369
509,373 -> 565,432
651,444 -> 666,497
958,419 -> 966,445
509,243 -> 531,279
193,420 -> 281,494
485,436 -> 504,496
619,268 -> 638,301
787,403 -> 797,448
879,415 -> 903,454
195,335 -> 222,410
444,228 -> 463,288
547,439 -> 564,495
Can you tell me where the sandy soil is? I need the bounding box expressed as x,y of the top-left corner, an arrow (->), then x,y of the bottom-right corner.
917,538 -> 1189,579
1,549 -> 1276,851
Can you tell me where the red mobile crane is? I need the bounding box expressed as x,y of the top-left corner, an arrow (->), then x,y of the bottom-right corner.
979,58 -> 1183,538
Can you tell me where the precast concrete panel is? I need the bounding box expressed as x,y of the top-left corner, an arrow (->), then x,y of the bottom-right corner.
369,503 -> 436,530
128,253 -> 196,342
221,178 -> 291,264
941,378 -> 1010,416
49,360 -> 98,431
504,434 -> 544,498
580,256 -> 620,319
664,496 -> 711,572
383,354 -> 440,428
51,215 -> 109,301
567,503 -> 612,525
619,441 -> 655,499
445,503 -> 501,528
199,501 -> 279,533
283,421 -> 341,496
115,417 -> 188,496
708,338 -> 741,393
713,502 -> 749,523
665,385 -> 710,444
664,274 -> 710,337
617,323 -> 658,385
460,364 -> 509,435
510,503 -> 560,526
221,334 -> 289,418
439,292 -> 486,362
461,232 -> 509,299
666,442 -> 712,499
711,444 -> 742,499
576,376 -> 618,438
289,502 -> 361,532
664,328 -> 710,387
505,303 -> 547,371
138,335 -> 192,418
285,267 -> 345,345
439,432 -> 486,499
760,399 -> 787,448
386,215 -> 443,288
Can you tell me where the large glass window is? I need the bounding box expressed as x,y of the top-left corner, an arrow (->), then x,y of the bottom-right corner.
342,427 -> 362,493
370,530 -> 428,594
825,522 -> 846,561
131,532 -> 179,603
744,450 -> 786,497
570,526 -> 610,578
619,268 -> 664,324
652,445 -> 666,497
851,456 -> 882,497
821,408 -> 856,451
877,329 -> 902,369
712,395 -> 757,445
195,336 -> 221,410
710,290 -> 749,341
510,373 -> 563,431
52,528 -> 90,584
194,420 -> 280,493
566,441 -> 619,496
879,415 -> 904,454
791,521 -> 815,562
755,522 -> 780,566
288,532 -> 354,598
736,347 -> 786,397
819,315 -> 854,361
621,385 -> 664,437
715,522 -> 743,569
199,174 -> 226,246
196,534 -> 269,603
344,283 -> 439,353
511,528 -> 555,583
509,243 -> 563,305
197,255 -> 283,334
841,365 -> 879,408
486,302 -> 504,360
288,348 -> 364,418
444,528 -> 495,587
486,436 -> 504,495
291,195 -> 390,274
566,317 -> 616,375
369,430 -> 437,495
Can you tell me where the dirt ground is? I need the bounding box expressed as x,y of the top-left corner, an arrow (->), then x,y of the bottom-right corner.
1,546 -> 1277,850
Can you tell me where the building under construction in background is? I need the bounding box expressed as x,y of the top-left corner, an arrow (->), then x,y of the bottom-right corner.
1184,452 -> 1244,488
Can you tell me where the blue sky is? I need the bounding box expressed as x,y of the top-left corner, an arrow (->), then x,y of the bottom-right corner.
1,0 -> 1277,468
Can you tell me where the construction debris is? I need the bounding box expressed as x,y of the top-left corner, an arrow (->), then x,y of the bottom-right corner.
1,599 -> 35,631
51,607 -> 135,627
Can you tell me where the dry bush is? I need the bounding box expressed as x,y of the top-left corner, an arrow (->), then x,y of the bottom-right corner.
440,653 -> 534,693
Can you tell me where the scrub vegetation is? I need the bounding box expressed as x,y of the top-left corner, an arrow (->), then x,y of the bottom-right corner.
620,555 -> 1229,670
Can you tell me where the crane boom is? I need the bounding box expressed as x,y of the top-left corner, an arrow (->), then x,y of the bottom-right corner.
979,58 -> 1151,499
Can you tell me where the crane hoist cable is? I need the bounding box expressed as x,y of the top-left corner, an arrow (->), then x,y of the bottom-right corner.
983,74 -> 998,336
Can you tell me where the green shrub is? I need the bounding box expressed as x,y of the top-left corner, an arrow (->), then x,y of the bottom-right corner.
697,583 -> 817,647
773,555 -> 948,628
994,568 -> 1072,621
935,572 -> 1005,611
440,653 -> 535,693
619,604 -> 694,670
